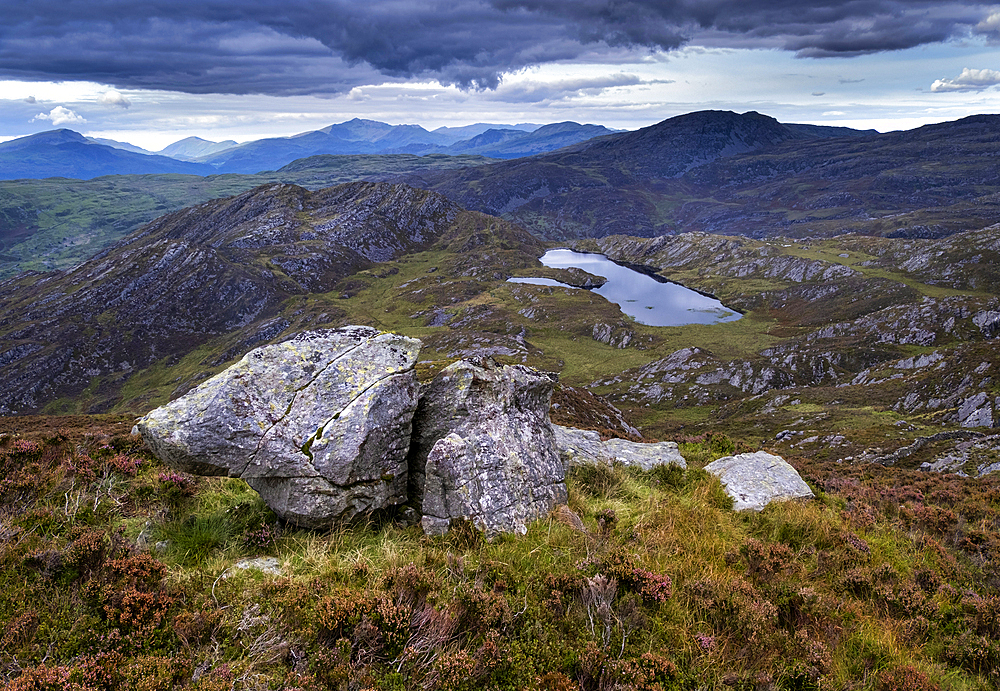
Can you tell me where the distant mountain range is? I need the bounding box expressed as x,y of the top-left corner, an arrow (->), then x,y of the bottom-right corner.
0,130 -> 216,180
403,109 -> 1000,239
0,119 -> 619,180
10,109 -> 1000,279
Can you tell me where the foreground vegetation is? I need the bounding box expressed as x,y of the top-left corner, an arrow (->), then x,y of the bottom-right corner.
3,417 -> 1000,690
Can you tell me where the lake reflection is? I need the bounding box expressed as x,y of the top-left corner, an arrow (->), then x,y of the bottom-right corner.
508,248 -> 741,327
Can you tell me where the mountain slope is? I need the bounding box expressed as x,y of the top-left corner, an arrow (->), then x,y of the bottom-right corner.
0,130 -> 215,180
86,137 -> 155,154
406,111 -> 1000,240
0,182 -> 541,413
403,110 -> 798,237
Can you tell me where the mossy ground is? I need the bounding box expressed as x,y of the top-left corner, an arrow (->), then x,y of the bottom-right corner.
3,423 -> 1000,690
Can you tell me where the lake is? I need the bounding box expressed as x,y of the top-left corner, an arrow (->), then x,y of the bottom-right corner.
508,248 -> 741,327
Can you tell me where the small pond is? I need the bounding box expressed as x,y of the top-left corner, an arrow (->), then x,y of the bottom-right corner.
508,248 -> 741,327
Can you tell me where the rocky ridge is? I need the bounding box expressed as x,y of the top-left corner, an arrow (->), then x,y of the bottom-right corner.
0,181 -> 543,415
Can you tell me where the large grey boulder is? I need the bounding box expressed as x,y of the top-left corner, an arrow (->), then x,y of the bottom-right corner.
704,451 -> 813,511
410,358 -> 566,536
135,327 -> 421,527
553,424 -> 687,471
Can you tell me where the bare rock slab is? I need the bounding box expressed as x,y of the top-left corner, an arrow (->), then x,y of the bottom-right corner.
410,358 -> 566,536
135,327 -> 420,528
704,451 -> 813,512
553,424 -> 687,471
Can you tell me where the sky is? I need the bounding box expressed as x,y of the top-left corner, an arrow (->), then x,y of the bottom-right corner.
2,1 -> 1000,150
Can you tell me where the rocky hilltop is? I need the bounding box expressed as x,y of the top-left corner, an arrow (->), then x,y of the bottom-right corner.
1,171 -> 997,477
135,326 -> 801,535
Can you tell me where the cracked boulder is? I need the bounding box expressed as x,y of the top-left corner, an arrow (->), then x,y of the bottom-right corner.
704,451 -> 814,512
410,358 -> 566,536
135,327 -> 421,527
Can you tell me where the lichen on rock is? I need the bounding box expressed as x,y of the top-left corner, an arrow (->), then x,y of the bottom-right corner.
552,424 -> 687,471
409,357 -> 566,536
135,326 -> 421,527
704,451 -> 813,512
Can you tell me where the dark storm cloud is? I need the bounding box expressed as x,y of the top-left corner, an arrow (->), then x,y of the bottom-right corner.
0,1 -> 993,95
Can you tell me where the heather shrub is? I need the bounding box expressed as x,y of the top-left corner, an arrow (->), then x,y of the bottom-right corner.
6,418 -> 1000,690
877,664 -> 940,691
741,537 -> 794,581
157,471 -> 195,502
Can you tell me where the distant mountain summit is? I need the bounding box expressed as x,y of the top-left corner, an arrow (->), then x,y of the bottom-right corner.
0,129 -> 214,180
405,109 -> 1000,240
565,110 -> 798,178
158,136 -> 238,161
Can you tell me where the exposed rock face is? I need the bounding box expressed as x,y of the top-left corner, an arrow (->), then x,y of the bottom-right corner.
135,327 -> 421,528
919,433 -> 1000,477
410,358 -> 566,536
704,451 -> 814,512
553,425 -> 687,471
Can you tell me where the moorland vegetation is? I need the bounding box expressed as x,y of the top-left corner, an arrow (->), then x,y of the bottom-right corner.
3,419 -> 1000,690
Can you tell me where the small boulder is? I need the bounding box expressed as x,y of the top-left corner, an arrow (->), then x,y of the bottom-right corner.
704,451 -> 813,511
553,424 -> 687,471
230,557 -> 283,577
135,327 -> 421,528
410,358 -> 566,536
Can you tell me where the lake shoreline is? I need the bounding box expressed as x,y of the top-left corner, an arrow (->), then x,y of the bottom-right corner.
511,248 -> 743,327
547,247 -> 741,309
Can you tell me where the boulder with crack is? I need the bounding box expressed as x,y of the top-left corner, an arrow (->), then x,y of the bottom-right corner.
410,358 -> 566,536
135,326 -> 421,528
704,451 -> 814,511
552,425 -> 687,471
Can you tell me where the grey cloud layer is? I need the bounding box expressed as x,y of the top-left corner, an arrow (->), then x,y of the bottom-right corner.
0,1 -> 994,95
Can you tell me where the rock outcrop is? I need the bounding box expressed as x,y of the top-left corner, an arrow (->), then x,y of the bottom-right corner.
704,451 -> 813,511
553,425 -> 686,471
135,327 -> 421,528
409,358 -> 566,536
